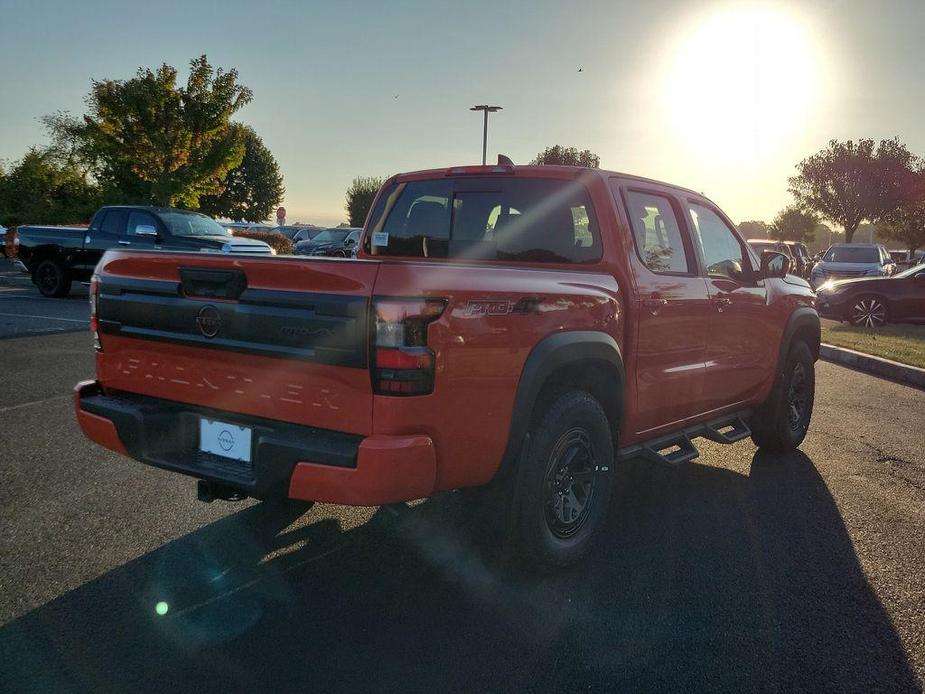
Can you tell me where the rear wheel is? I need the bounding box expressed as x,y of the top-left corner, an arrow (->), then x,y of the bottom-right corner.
749,341 -> 815,452
34,259 -> 71,298
515,390 -> 615,568
849,295 -> 889,328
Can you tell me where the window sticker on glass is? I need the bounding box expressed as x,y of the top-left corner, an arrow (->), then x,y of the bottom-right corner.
373,232 -> 389,246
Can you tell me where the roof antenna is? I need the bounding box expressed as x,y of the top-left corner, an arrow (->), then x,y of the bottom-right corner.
497,154 -> 514,166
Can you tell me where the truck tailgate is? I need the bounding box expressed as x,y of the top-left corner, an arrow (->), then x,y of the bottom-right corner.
94,251 -> 379,435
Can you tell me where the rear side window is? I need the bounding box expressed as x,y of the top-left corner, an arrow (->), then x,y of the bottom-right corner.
365,178 -> 601,264
99,209 -> 128,236
623,191 -> 691,274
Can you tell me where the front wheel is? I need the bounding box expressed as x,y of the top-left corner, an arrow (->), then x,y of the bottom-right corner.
515,390 -> 615,569
749,341 -> 815,452
849,295 -> 889,328
34,259 -> 71,298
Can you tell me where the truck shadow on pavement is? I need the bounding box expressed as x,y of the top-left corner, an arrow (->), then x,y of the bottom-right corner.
1,450 -> 919,693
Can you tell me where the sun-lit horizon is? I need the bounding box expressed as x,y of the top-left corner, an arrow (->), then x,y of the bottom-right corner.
2,0 -> 924,227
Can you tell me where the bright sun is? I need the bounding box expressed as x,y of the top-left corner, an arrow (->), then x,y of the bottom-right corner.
663,4 -> 823,165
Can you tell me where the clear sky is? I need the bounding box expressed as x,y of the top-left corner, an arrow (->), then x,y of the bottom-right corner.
2,0 -> 924,226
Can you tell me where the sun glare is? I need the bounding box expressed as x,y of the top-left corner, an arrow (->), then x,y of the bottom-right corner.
662,4 -> 824,165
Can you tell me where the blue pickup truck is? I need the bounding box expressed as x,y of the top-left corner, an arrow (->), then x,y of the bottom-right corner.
15,206 -> 273,297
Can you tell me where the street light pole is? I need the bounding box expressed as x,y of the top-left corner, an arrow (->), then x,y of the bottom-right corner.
470,105 -> 502,165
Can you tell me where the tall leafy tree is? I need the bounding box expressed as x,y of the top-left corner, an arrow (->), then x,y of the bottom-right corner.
199,125 -> 284,222
880,170 -> 925,255
788,138 -> 916,243
345,176 -> 385,227
769,206 -> 818,243
0,148 -> 100,227
737,220 -> 769,239
56,56 -> 253,207
531,145 -> 600,168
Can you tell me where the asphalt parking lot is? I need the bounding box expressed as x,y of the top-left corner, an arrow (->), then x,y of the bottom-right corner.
0,263 -> 89,339
0,282 -> 923,692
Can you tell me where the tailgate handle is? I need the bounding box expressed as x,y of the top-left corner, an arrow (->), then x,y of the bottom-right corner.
180,268 -> 247,300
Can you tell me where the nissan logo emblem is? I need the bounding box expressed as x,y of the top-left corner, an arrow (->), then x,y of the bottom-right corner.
217,430 -> 235,451
196,305 -> 221,338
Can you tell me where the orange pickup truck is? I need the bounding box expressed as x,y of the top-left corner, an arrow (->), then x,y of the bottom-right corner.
76,163 -> 819,567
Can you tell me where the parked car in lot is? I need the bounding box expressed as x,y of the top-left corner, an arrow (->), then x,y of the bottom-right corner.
272,225 -> 319,241
783,241 -> 812,279
289,226 -> 325,243
292,227 -> 361,256
747,239 -> 795,268
810,243 -> 896,289
0,225 -> 7,257
816,262 -> 925,327
75,163 -> 819,568
15,206 -> 273,297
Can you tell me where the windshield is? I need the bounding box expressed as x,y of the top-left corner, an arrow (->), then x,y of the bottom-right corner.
895,262 -> 925,279
160,212 -> 230,237
823,246 -> 879,263
311,230 -> 349,244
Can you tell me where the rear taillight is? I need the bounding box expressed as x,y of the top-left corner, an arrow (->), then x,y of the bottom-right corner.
372,298 -> 446,396
89,275 -> 101,351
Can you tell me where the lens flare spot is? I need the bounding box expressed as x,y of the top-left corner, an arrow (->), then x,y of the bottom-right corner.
155,601 -> 169,616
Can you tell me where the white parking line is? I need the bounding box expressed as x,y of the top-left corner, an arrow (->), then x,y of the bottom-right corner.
0,312 -> 87,323
0,394 -> 71,413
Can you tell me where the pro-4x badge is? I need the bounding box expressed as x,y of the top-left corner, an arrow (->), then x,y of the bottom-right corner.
465,297 -> 544,316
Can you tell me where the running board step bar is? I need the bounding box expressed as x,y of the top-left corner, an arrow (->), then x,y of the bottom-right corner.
701,415 -> 752,444
617,411 -> 752,467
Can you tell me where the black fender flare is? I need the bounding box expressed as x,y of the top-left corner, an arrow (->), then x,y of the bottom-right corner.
779,306 -> 821,368
498,330 -> 625,479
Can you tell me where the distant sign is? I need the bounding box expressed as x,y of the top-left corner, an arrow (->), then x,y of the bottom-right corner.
276,206 -> 286,223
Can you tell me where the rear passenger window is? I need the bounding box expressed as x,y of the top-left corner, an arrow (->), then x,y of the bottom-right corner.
623,191 -> 691,274
366,178 -> 601,263
100,209 -> 128,236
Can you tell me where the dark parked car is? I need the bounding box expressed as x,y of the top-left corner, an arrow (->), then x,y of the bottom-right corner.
16,206 -> 273,297
815,262 -> 925,327
289,226 -> 326,243
274,225 -> 323,241
292,228 -> 362,257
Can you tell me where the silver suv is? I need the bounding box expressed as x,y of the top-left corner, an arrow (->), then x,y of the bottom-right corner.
810,243 -> 896,289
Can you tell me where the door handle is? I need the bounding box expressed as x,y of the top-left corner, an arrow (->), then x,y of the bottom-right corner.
642,297 -> 668,315
117,240 -> 131,246
712,296 -> 732,312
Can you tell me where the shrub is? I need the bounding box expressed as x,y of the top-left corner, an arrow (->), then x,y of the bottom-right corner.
232,229 -> 292,255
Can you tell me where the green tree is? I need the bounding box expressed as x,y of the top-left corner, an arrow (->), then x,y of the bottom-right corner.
345,176 -> 385,227
737,220 -> 769,239
0,148 -> 100,227
531,145 -> 600,168
51,56 -> 252,208
199,125 -> 284,222
788,138 -> 917,243
769,206 -> 818,243
880,171 -> 925,255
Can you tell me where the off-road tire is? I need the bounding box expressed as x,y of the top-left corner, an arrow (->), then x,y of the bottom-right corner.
749,341 -> 815,452
515,390 -> 615,569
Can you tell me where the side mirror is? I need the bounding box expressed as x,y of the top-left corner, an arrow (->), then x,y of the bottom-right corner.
760,250 -> 790,279
345,238 -> 357,246
135,224 -> 158,237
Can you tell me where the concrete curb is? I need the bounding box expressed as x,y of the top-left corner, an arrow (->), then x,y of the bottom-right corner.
820,343 -> 925,390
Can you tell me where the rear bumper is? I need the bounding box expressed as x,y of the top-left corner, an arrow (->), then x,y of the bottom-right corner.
74,380 -> 436,505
